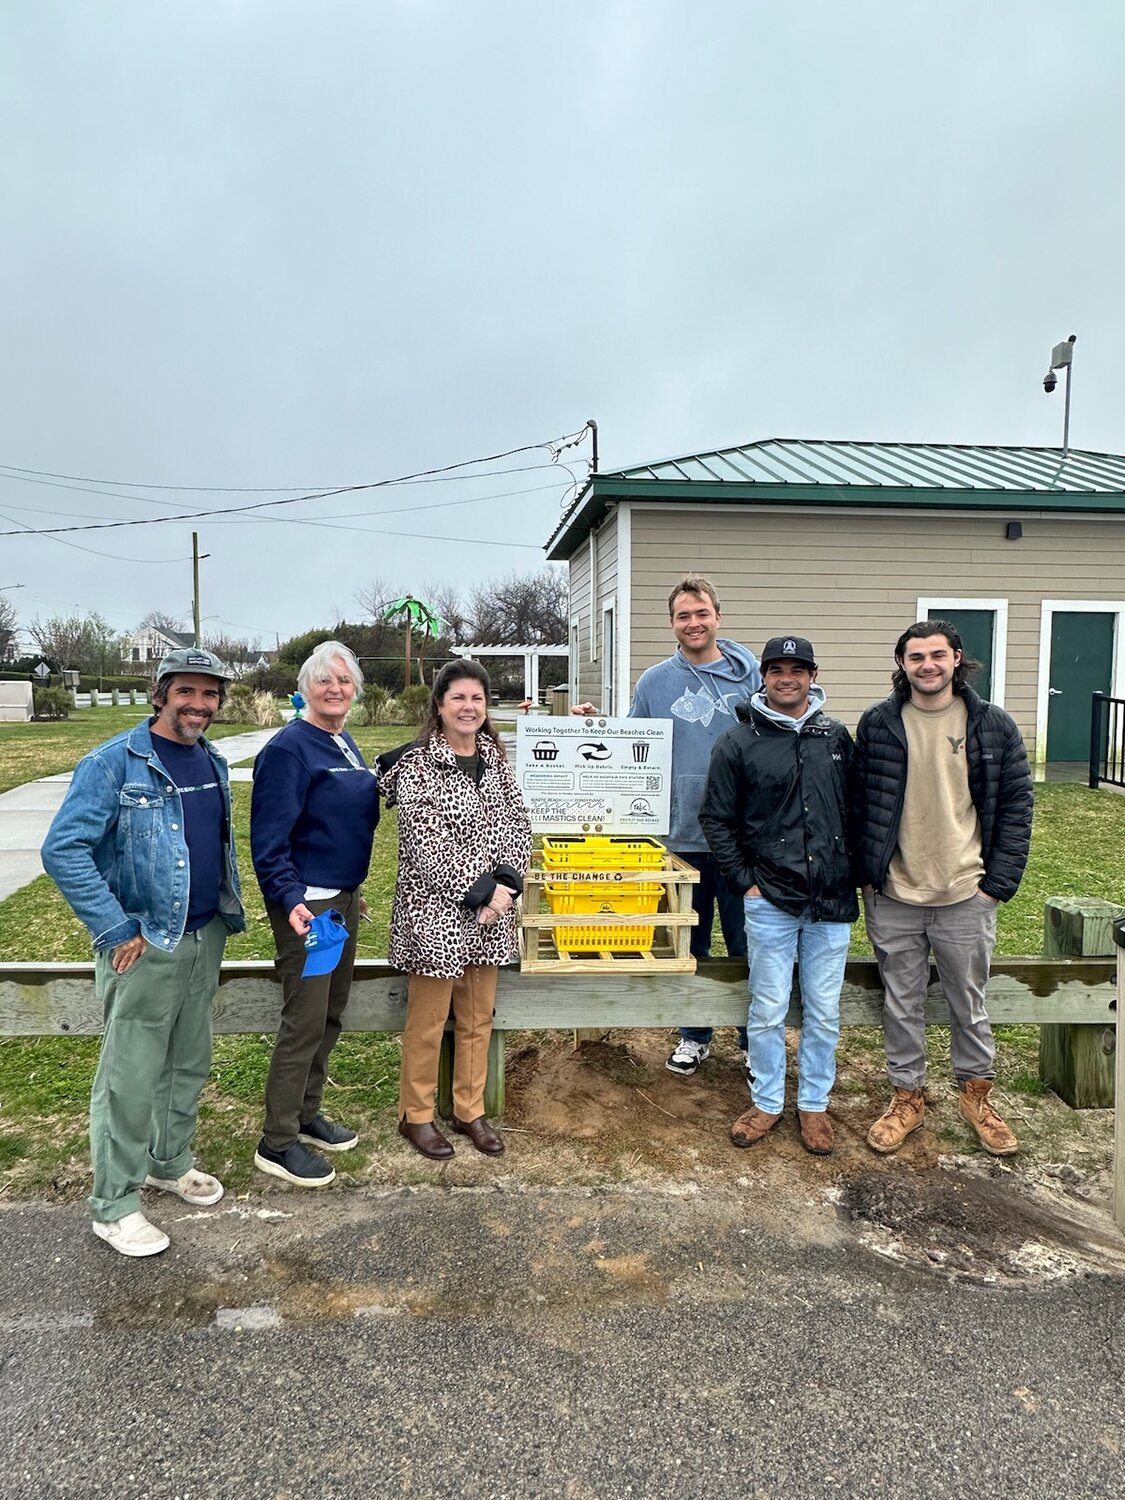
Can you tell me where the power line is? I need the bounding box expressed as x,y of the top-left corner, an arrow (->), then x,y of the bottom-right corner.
0,425 -> 592,536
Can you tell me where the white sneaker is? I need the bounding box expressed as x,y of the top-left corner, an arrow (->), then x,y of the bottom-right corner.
666,1038 -> 711,1076
92,1211 -> 170,1258
145,1168 -> 224,1206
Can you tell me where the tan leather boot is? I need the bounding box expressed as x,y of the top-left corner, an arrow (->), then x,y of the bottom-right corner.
797,1110 -> 834,1156
866,1088 -> 925,1154
958,1079 -> 1018,1156
730,1106 -> 782,1148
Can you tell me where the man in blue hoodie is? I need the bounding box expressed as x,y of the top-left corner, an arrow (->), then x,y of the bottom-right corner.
579,576 -> 761,1075
700,636 -> 857,1155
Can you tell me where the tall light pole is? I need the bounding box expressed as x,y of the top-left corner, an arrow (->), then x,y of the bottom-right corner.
1042,334 -> 1077,458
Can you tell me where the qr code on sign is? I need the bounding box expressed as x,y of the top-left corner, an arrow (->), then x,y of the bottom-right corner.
646,776 -> 660,791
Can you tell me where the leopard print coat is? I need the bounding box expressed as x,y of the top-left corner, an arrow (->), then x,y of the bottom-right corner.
382,732 -> 532,978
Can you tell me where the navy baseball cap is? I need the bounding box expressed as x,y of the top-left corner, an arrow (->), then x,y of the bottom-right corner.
302,909 -> 349,977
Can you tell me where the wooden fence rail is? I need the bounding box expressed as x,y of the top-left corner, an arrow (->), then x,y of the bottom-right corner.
2,953 -> 1120,1233
0,955 -> 1116,1037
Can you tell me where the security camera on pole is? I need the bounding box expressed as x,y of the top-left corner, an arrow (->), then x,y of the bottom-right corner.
1042,334 -> 1076,458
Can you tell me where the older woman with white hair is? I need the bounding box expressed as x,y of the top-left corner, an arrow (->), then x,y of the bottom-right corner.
250,641 -> 380,1188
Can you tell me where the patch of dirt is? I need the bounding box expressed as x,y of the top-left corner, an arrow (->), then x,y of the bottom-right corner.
502,1028 -> 1124,1284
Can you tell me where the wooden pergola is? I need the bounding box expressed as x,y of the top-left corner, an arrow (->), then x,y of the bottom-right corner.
452,643 -> 567,703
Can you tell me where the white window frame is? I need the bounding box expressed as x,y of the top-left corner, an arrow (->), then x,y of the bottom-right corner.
588,533 -> 598,660
601,597 -> 617,716
1035,599 -> 1125,771
917,596 -> 1009,707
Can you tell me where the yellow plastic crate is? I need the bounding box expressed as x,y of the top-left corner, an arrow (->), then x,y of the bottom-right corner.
544,880 -> 662,952
541,835 -> 666,871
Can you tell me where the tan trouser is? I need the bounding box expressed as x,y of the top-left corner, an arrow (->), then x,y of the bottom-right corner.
399,965 -> 498,1123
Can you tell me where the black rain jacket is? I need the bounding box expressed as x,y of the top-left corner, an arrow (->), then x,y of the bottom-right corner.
699,699 -> 859,922
848,685 -> 1033,902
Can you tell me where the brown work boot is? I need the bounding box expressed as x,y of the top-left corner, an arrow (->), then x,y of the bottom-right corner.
958,1079 -> 1018,1156
866,1088 -> 925,1154
797,1110 -> 834,1156
730,1106 -> 782,1148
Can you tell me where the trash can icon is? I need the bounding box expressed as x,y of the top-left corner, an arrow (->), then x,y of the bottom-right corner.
632,741 -> 649,764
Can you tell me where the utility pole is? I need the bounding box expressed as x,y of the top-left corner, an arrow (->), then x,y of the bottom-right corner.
192,533 -> 202,646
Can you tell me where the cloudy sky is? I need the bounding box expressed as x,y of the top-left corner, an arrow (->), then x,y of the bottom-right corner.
2,1 -> 1122,650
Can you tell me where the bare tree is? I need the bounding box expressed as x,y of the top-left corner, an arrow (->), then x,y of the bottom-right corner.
464,567 -> 568,645
419,578 -> 468,643
137,609 -> 189,638
0,592 -> 18,662
202,633 -> 263,674
28,612 -> 126,680
353,577 -> 398,622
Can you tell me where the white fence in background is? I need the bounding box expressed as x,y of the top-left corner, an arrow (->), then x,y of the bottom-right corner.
69,691 -> 150,708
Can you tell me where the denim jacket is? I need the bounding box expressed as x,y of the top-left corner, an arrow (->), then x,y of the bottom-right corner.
42,719 -> 246,953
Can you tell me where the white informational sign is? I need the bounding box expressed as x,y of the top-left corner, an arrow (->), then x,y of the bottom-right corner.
515,716 -> 672,834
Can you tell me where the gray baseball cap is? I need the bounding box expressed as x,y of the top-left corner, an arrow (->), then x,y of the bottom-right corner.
154,647 -> 234,682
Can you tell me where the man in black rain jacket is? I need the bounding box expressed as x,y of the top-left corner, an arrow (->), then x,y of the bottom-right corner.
700,635 -> 857,1157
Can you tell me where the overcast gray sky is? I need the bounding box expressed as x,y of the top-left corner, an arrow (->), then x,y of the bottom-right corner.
2,0 -> 1122,649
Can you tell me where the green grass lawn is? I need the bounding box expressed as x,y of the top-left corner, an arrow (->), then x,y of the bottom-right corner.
0,707 -> 254,795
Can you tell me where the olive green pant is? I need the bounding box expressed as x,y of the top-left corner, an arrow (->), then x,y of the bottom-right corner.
261,888 -> 361,1151
89,918 -> 226,1224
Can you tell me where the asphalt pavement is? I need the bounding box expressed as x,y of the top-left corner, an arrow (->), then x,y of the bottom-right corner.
1,1183 -> 1123,1499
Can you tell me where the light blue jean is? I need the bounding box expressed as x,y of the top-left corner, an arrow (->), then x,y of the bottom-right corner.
743,897 -> 851,1114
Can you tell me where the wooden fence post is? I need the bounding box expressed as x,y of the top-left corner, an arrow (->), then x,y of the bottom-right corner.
1039,897 -> 1121,1107
437,1030 -> 506,1119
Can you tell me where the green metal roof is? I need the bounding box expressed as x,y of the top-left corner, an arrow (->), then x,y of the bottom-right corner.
545,437 -> 1125,559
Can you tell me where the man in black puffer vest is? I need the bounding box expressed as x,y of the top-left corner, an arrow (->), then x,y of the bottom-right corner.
850,620 -> 1033,1158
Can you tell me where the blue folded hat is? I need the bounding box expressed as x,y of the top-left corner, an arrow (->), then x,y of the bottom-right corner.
302,908 -> 349,977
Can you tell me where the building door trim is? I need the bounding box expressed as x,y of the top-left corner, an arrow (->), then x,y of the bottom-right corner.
1035,600 -> 1125,771
917,596 -> 1008,706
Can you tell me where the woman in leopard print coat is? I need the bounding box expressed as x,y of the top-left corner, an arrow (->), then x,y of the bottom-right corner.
380,660 -> 531,1162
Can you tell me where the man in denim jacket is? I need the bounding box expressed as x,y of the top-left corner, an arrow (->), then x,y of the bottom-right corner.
42,648 -> 245,1257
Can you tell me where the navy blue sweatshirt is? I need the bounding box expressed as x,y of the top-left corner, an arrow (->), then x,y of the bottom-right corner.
250,719 -> 380,913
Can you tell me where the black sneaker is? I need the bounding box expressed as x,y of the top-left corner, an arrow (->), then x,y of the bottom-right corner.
298,1114 -> 359,1152
665,1038 -> 711,1076
253,1139 -> 336,1188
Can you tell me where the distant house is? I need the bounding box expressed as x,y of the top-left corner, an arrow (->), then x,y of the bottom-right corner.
125,626 -> 195,668
123,629 -> 272,679
545,438 -> 1125,771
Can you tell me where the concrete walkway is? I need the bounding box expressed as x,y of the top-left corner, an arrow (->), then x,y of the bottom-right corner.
0,726 -> 280,904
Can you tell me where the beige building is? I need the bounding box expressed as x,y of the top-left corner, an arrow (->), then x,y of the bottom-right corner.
546,438 -> 1125,771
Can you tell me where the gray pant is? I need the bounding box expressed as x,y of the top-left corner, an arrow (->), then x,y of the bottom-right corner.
262,888 -> 361,1150
863,890 -> 997,1089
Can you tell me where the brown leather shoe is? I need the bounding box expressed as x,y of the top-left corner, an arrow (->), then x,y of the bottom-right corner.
958,1079 -> 1018,1156
452,1115 -> 505,1156
730,1106 -> 782,1148
866,1087 -> 925,1154
797,1109 -> 834,1156
398,1117 -> 454,1161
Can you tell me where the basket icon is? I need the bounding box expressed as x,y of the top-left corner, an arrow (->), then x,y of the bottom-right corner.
532,740 -> 560,762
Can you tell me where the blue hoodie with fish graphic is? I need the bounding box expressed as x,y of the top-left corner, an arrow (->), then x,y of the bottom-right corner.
630,639 -> 761,851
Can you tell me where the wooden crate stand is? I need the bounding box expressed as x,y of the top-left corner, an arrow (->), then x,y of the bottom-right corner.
520,850 -> 699,973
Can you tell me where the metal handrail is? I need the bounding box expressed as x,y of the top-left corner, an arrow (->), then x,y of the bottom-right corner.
1089,692 -> 1125,790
